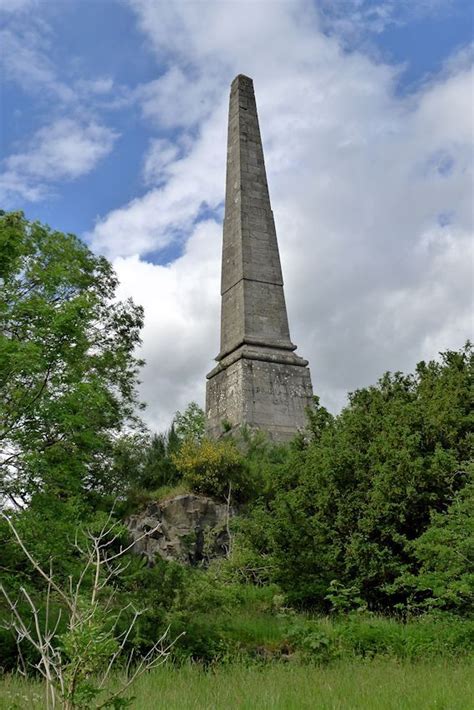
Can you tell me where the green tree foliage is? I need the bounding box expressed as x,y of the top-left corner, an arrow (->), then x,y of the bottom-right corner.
140,429 -> 181,489
112,404 -> 207,499
173,402 -> 206,444
110,428 -> 181,494
393,472 -> 474,613
0,212 -> 144,502
247,345 -> 473,611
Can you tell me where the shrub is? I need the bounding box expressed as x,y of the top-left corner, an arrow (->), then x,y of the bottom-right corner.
390,473 -> 474,614
172,437 -> 249,500
285,613 -> 474,664
244,345 -> 473,611
287,622 -> 339,664
0,511 -> 175,708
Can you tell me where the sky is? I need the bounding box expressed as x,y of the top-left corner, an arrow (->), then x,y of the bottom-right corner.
1,0 -> 473,432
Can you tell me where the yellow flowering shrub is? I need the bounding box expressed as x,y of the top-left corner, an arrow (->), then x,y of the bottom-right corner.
172,437 -> 246,500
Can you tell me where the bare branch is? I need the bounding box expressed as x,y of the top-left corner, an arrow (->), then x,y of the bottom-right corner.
103,523 -> 160,563
1,509 -> 180,709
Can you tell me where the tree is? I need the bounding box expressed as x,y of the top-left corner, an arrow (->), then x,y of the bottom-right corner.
0,212 -> 144,503
139,429 -> 181,490
393,471 -> 474,613
248,345 -> 473,610
173,402 -> 205,444
112,429 -> 182,494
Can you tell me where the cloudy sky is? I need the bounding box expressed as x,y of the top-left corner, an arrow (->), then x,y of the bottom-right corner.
1,0 -> 473,431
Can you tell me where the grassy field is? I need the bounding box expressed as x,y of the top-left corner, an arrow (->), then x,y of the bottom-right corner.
1,606 -> 473,709
1,659 -> 473,710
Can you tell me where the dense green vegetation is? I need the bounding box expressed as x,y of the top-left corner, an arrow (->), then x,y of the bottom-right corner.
1,213 -> 472,708
0,211 -> 144,505
242,350 -> 473,613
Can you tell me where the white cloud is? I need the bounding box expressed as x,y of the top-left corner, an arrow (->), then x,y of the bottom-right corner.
114,220 -> 221,431
0,23 -> 123,108
90,1 -> 473,429
1,10 -> 127,120
137,66 -> 223,129
0,119 -> 118,204
142,138 -> 180,186
0,23 -> 75,102
88,102 -> 227,257
75,77 -> 115,95
1,14 -> 124,207
0,0 -> 37,13
317,0 -> 457,43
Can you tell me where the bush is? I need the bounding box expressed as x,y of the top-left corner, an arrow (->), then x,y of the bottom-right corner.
244,345 -> 473,611
172,437 -> 249,500
0,511 -> 175,707
390,473 -> 474,614
287,614 -> 474,663
287,622 -> 339,664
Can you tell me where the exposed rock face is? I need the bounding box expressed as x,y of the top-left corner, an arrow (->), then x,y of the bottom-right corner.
127,494 -> 232,566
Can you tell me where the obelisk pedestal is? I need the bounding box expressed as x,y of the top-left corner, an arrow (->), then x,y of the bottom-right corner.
206,75 -> 313,442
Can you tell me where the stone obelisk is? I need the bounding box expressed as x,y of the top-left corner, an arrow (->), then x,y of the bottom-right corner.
206,75 -> 313,441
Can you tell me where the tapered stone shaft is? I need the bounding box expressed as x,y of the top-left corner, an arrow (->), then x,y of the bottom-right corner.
206,75 -> 313,442
219,74 -> 294,359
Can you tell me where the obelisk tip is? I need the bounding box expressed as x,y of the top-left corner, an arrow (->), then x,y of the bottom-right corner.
231,74 -> 253,89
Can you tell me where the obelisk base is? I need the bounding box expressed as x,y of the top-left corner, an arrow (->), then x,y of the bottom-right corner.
206,349 -> 313,442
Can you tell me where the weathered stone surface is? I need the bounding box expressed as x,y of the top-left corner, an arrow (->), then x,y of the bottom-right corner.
127,494 -> 232,566
218,74 -> 293,357
206,351 -> 313,442
206,74 -> 313,441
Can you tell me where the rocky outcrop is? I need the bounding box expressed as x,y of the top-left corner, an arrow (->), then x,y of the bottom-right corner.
126,494 -> 233,566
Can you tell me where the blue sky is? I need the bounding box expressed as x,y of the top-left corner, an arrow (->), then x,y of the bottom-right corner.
2,0 -> 472,238
1,0 -> 472,429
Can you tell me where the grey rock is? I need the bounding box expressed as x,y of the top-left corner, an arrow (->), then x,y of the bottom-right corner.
126,494 -> 232,566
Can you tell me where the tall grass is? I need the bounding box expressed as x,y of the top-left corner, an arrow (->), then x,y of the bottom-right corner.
169,608 -> 474,664
1,659 -> 473,709
1,611 -> 472,708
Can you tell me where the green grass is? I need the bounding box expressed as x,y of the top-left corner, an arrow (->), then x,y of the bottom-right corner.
169,605 -> 474,664
1,659 -> 473,709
